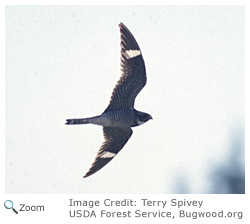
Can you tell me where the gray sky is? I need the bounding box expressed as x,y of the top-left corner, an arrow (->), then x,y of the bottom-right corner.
5,5 -> 244,193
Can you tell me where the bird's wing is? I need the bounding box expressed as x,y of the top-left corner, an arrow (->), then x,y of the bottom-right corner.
105,23 -> 146,111
83,127 -> 133,178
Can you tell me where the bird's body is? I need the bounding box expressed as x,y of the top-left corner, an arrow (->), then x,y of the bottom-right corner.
66,23 -> 152,178
66,109 -> 150,128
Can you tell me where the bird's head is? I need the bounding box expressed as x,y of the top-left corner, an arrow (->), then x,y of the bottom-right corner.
136,111 -> 153,126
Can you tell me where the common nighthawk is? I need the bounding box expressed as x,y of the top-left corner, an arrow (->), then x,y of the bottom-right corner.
66,23 -> 152,178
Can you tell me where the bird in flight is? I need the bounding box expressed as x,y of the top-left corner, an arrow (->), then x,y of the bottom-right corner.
66,23 -> 152,178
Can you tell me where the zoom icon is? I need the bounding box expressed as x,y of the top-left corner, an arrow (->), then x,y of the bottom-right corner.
4,200 -> 18,214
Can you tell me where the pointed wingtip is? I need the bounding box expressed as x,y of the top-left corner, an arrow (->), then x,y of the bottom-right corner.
83,173 -> 89,178
83,170 -> 91,178
83,168 -> 96,178
83,171 -> 94,178
119,22 -> 128,30
119,22 -> 141,52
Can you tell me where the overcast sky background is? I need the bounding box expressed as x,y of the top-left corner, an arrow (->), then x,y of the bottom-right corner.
5,5 -> 244,194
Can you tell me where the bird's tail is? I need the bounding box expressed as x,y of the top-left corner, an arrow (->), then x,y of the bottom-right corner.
65,115 -> 101,125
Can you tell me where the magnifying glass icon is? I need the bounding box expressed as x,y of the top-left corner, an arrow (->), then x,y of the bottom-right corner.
4,200 -> 18,214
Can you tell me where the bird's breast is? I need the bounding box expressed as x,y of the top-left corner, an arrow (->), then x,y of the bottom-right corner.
101,109 -> 135,127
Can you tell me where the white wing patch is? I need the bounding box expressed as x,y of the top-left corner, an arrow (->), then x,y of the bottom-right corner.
124,49 -> 141,59
100,151 -> 116,159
